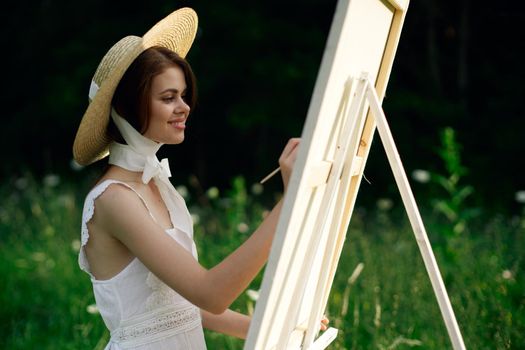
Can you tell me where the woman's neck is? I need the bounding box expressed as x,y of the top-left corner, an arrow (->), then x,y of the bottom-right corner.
102,165 -> 146,184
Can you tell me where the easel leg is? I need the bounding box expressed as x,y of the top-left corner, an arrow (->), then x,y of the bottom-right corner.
365,76 -> 466,350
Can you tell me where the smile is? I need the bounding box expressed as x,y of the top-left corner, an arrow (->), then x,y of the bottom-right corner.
168,120 -> 186,130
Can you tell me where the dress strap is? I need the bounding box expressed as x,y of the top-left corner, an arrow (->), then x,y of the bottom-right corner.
78,179 -> 159,276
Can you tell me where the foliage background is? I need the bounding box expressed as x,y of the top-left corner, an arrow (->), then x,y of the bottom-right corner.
0,0 -> 523,210
1,174 -> 523,349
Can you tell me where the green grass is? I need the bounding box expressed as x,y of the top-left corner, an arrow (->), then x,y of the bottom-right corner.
0,174 -> 523,349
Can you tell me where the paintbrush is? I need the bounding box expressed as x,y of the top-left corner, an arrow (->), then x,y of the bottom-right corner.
259,166 -> 281,184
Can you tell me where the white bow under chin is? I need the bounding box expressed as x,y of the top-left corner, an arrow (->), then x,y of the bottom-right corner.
143,157 -> 172,184
108,108 -> 194,244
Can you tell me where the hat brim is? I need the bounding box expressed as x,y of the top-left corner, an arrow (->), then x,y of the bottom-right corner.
73,8 -> 198,165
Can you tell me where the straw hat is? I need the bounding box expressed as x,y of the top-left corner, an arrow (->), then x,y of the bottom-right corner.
73,8 -> 198,165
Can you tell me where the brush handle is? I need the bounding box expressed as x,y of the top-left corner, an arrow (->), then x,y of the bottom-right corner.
259,167 -> 281,184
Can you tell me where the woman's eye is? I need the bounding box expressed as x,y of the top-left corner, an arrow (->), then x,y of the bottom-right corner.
162,96 -> 175,102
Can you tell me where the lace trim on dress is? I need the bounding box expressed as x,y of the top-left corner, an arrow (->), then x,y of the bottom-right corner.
79,180 -> 115,276
110,303 -> 201,348
78,179 -> 157,277
145,271 -> 182,311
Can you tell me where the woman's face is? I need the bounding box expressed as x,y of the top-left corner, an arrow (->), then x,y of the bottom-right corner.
143,66 -> 190,144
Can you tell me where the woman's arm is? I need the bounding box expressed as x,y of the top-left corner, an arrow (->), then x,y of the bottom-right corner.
200,310 -> 329,339
95,183 -> 282,314
94,138 -> 300,315
201,309 -> 251,339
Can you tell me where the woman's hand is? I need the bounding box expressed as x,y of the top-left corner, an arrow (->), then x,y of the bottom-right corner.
320,315 -> 330,331
279,138 -> 300,192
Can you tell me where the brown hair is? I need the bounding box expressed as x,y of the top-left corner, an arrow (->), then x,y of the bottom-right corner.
109,46 -> 197,142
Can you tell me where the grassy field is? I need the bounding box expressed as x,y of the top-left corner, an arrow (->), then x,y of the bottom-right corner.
0,174 -> 523,349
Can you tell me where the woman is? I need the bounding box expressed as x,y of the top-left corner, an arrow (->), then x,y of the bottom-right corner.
73,8 -> 318,349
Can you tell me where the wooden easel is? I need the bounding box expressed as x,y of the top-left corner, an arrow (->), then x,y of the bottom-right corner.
244,0 -> 466,348
298,72 -> 467,350
361,72 -> 466,350
255,72 -> 466,350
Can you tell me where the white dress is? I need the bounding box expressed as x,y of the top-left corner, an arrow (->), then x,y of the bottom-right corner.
78,179 -> 207,350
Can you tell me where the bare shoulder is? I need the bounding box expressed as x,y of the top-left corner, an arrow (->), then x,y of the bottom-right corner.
96,181 -> 134,200
91,182 -> 150,231
94,181 -> 137,208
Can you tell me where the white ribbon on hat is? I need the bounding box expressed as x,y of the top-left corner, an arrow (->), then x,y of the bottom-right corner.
108,108 -> 195,254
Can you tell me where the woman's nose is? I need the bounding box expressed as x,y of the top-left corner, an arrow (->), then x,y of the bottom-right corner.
176,97 -> 190,114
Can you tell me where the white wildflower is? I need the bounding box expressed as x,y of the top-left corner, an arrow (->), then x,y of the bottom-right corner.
176,185 -> 189,199
412,169 -> 430,184
237,222 -> 249,233
246,289 -> 260,301
86,304 -> 99,314
70,159 -> 84,171
251,183 -> 264,195
502,270 -> 513,280
515,191 -> 525,204
206,187 -> 219,199
191,213 -> 200,225
71,239 -> 81,252
43,174 -> 60,187
376,198 -> 393,211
